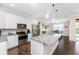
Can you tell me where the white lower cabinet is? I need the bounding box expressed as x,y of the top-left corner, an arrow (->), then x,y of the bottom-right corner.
0,41 -> 7,55
31,39 -> 59,55
7,35 -> 18,49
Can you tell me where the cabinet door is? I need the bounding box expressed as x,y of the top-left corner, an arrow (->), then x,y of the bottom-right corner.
22,17 -> 27,24
0,10 -> 5,29
7,35 -> 18,49
0,42 -> 7,55
5,12 -> 17,29
17,16 -> 27,24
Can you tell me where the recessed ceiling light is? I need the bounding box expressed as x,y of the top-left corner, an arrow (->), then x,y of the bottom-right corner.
52,4 -> 55,7
10,3 -> 14,7
56,9 -> 58,12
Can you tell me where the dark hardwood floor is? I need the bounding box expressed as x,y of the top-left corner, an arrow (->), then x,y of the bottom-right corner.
8,36 -> 79,55
8,42 -> 31,55
53,36 -> 79,55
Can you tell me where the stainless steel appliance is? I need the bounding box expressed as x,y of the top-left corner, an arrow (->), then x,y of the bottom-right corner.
16,31 -> 28,45
0,31 -> 1,36
17,24 -> 26,29
17,24 -> 27,45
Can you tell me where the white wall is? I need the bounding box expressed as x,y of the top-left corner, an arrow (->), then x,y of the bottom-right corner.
69,18 -> 76,41
63,21 -> 69,36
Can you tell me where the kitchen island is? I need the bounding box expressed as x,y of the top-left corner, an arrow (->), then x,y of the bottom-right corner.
31,34 -> 61,55
0,36 -> 7,55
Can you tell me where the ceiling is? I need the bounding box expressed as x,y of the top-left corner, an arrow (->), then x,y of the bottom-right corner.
1,3 -> 79,20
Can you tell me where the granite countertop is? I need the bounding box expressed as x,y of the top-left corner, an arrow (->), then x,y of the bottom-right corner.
0,33 -> 27,42
32,34 -> 61,45
8,33 -> 27,36
0,34 -> 18,42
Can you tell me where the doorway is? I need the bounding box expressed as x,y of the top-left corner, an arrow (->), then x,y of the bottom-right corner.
76,19 -> 79,41
53,23 -> 64,34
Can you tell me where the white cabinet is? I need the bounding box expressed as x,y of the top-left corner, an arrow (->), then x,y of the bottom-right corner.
0,9 -> 27,29
7,35 -> 18,49
17,16 -> 22,24
0,10 -> 5,29
0,10 -> 17,29
31,39 -> 59,55
5,12 -> 17,29
0,41 -> 7,55
17,16 -> 27,24
22,17 -> 27,24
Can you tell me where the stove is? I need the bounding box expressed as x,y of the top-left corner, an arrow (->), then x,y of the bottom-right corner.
16,31 -> 28,45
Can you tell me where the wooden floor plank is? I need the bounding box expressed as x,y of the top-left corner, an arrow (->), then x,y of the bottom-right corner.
8,36 -> 79,55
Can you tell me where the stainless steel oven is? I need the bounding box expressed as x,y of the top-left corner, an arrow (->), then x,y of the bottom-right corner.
17,24 -> 26,29
16,32 -> 28,45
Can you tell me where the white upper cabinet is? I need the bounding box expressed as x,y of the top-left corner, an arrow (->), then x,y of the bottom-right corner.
5,12 -> 17,29
0,9 -> 27,29
0,10 -> 5,29
16,15 -> 22,24
17,16 -> 27,24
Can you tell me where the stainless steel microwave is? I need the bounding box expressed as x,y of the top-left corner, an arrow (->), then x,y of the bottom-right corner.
17,24 -> 27,29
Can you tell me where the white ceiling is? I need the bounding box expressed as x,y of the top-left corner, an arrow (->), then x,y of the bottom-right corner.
1,3 -> 79,20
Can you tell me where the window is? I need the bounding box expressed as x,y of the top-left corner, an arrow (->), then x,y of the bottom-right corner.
53,24 -> 64,34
